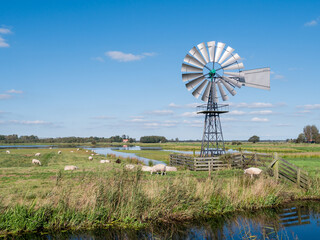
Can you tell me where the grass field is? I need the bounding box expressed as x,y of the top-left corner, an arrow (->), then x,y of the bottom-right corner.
1,145 -> 320,236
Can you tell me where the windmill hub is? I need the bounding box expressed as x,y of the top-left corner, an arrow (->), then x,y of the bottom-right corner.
181,41 -> 271,157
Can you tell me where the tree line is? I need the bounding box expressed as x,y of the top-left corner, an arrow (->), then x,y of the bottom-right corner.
295,125 -> 320,143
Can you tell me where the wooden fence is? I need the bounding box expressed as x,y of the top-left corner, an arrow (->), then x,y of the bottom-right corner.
169,152 -> 309,189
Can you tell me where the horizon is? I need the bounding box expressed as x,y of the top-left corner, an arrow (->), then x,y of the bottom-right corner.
1,0 -> 320,140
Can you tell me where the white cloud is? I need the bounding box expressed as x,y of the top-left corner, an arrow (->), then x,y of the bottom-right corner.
0,94 -> 12,99
304,17 -> 319,27
6,89 -> 23,94
127,118 -> 148,122
105,51 -> 156,62
0,37 -> 9,48
249,110 -> 273,115
147,110 -> 174,115
142,52 -> 156,57
9,120 -> 52,125
185,103 -> 200,108
274,123 -> 291,127
251,117 -> 269,122
0,28 -> 12,34
297,104 -> 320,110
181,111 -> 199,118
91,57 -> 105,62
229,110 -> 246,115
168,102 -> 181,108
273,74 -> 285,80
231,102 -> 274,108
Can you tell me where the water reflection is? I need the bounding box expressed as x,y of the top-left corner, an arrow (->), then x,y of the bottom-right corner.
7,201 -> 320,240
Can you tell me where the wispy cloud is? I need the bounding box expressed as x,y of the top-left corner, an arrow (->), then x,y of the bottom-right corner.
6,89 -> 23,94
230,102 -> 275,108
274,123 -> 291,127
168,102 -> 182,108
297,104 -> 320,110
105,51 -> 156,62
91,57 -> 105,62
0,36 -> 9,48
0,28 -> 12,34
9,120 -> 53,125
249,110 -> 274,115
181,111 -> 199,118
0,94 -> 12,99
305,17 -> 320,27
146,110 -> 174,115
229,110 -> 246,115
0,27 -> 12,48
251,117 -> 269,122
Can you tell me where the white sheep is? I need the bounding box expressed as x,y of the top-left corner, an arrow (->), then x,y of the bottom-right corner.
86,150 -> 88,152
91,153 -> 94,156
95,154 -> 100,156
32,159 -> 41,166
6,150 -> 10,154
35,153 -> 41,157
77,148 -> 80,151
58,151 -> 62,154
125,164 -> 135,170
244,167 -> 263,178
141,166 -> 153,172
166,166 -> 177,172
151,164 -> 166,175
88,156 -> 93,160
70,151 -> 74,153
100,160 -> 110,163
64,165 -> 79,171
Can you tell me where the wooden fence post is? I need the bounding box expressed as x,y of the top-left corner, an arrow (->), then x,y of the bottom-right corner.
273,152 -> 279,180
254,152 -> 257,165
208,160 -> 211,177
297,168 -> 301,187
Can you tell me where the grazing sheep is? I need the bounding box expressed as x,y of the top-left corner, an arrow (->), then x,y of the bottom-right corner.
100,160 -> 110,163
166,166 -> 177,172
70,151 -> 74,153
64,165 -> 79,171
115,159 -> 121,164
32,159 -> 41,166
88,156 -> 93,160
49,147 -> 52,149
125,164 -> 135,170
141,166 -> 153,172
244,167 -> 263,178
95,154 -> 100,156
77,148 -> 80,151
6,150 -> 10,154
58,151 -> 62,154
86,150 -> 88,153
35,153 -> 41,157
151,164 -> 166,175
91,153 -> 94,156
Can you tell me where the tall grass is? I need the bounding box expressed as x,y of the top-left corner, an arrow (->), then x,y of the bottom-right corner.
0,166 -> 298,235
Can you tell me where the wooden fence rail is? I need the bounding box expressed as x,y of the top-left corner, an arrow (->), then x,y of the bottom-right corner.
169,152 -> 309,189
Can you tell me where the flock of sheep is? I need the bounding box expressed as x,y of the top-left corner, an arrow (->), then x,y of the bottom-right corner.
4,149 -> 262,177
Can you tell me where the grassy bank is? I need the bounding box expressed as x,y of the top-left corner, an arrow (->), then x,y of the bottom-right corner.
0,148 -> 320,236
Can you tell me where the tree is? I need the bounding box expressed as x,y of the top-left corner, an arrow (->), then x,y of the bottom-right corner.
248,135 -> 260,143
296,133 -> 306,143
303,125 -> 319,143
140,136 -> 167,143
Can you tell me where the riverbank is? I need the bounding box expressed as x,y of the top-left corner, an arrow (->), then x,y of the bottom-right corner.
1,148 -> 320,236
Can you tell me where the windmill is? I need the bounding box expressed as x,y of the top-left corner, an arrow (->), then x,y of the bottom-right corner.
181,41 -> 270,157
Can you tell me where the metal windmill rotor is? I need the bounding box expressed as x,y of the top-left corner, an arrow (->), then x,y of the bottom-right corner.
181,41 -> 270,157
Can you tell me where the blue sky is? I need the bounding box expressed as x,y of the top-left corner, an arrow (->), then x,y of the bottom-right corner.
0,0 -> 320,140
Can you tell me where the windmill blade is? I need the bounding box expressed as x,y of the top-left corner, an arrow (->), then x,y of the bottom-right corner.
182,72 -> 203,82
184,54 -> 205,69
220,53 -> 241,67
218,46 -> 234,64
241,67 -> 270,90
214,42 -> 226,62
207,41 -> 215,62
220,78 -> 237,96
189,47 -> 207,66
197,42 -> 209,63
212,82 -> 219,103
201,81 -> 212,102
222,62 -> 244,71
186,76 -> 205,90
192,80 -> 207,98
181,63 -> 203,73
224,71 -> 243,78
222,76 -> 242,88
217,81 -> 229,101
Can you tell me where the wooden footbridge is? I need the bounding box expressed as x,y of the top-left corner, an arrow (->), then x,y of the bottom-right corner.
169,152 -> 309,189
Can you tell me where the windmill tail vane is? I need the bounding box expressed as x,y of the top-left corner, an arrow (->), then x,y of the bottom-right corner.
181,41 -> 270,157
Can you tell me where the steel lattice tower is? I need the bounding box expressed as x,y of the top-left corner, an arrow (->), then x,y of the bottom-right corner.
197,76 -> 229,157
